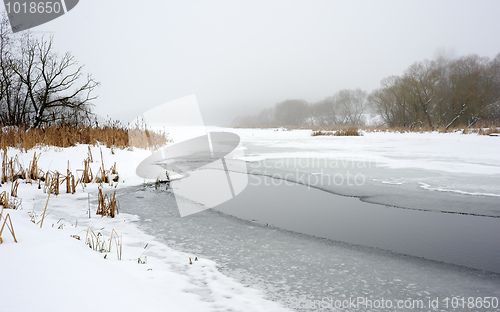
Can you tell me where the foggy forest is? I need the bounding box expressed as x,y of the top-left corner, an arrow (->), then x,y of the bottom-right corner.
233,53 -> 500,130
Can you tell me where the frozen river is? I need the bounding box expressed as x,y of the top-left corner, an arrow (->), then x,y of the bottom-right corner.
215,171 -> 500,273
120,129 -> 500,311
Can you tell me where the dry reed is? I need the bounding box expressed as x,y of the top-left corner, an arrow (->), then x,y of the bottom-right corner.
109,229 -> 122,260
27,152 -> 41,181
85,228 -> 107,253
39,184 -> 53,228
0,124 -> 168,152
1,153 -> 25,183
96,189 -> 118,218
85,228 -> 122,259
0,191 -> 8,208
0,213 -> 18,243
334,128 -> 362,136
2,147 -> 121,221
10,180 -> 19,197
478,127 -> 500,136
312,128 -> 362,136
311,130 -> 335,136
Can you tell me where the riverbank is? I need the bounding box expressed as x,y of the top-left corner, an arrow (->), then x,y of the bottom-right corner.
0,144 -> 291,312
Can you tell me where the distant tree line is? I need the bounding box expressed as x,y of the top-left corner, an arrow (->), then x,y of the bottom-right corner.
369,54 -> 500,129
233,89 -> 370,127
0,16 -> 99,128
233,53 -> 500,129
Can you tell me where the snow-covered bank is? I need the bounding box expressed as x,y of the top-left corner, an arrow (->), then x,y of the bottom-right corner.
0,144 -> 291,312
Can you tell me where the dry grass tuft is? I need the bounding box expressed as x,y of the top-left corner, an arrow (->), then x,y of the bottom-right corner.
0,190 -> 21,210
334,128 -> 362,136
64,161 -> 76,194
1,152 -> 25,183
85,228 -> 122,259
478,127 -> 500,136
312,127 -> 362,136
79,158 -> 93,185
27,152 -> 41,181
311,130 -> 335,136
96,189 -> 118,218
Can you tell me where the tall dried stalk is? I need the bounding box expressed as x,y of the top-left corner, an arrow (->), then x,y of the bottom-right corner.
0,213 -> 18,243
54,172 -> 60,195
0,191 -> 9,208
87,146 -> 93,162
66,162 -> 71,194
39,185 -> 53,228
71,175 -> 76,194
10,180 -> 19,197
109,229 -> 122,260
43,172 -> 51,193
1,151 -> 7,184
95,148 -> 107,183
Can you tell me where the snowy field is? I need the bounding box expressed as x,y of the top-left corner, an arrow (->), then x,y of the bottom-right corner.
1,128 -> 499,311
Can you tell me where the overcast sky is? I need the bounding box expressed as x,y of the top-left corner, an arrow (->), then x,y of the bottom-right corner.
9,0 -> 500,125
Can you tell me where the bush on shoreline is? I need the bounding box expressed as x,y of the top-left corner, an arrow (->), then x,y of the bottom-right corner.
312,128 -> 362,137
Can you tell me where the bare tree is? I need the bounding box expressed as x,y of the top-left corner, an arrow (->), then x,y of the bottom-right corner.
369,84 -> 407,127
480,53 -> 500,125
370,54 -> 500,129
401,60 -> 441,129
0,15 -> 99,128
442,55 -> 494,129
11,35 -> 99,128
256,107 -> 276,126
368,76 -> 412,127
322,96 -> 337,125
0,16 -> 31,126
274,99 -> 309,126
310,100 -> 330,125
333,89 -> 368,125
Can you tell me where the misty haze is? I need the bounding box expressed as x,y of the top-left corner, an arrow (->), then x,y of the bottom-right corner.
2,1 -> 500,312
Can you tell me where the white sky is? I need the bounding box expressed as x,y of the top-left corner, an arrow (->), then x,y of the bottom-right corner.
6,0 -> 500,125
